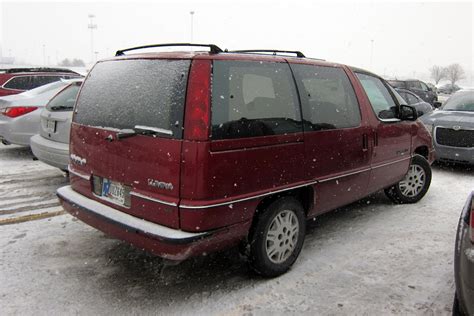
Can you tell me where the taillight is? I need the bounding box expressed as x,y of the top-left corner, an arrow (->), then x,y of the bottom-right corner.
184,59 -> 211,141
2,106 -> 38,118
470,196 -> 474,243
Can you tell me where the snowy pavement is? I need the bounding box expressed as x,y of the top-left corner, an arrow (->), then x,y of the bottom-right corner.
0,144 -> 68,224
0,143 -> 473,315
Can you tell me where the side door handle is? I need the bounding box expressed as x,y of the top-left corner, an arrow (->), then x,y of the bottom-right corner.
362,133 -> 368,151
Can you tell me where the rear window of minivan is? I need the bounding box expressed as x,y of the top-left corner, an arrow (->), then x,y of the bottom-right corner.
74,59 -> 190,138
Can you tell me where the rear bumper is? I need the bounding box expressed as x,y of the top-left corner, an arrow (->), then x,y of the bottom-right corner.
30,134 -> 69,170
0,111 -> 40,146
57,186 -> 249,261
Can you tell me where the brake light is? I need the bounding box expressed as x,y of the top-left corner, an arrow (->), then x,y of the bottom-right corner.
2,106 -> 38,118
470,196 -> 474,243
184,59 -> 211,141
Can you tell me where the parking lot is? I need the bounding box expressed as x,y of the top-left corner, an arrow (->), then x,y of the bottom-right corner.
0,143 -> 472,315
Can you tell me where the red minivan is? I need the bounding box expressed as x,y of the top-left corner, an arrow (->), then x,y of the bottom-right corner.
57,44 -> 435,277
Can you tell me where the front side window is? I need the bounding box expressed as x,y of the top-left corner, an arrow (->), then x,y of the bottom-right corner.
292,64 -> 361,131
211,61 -> 301,139
419,82 -> 429,91
356,73 -> 398,120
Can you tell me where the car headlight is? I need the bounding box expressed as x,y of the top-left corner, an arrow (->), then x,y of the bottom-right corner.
422,122 -> 434,135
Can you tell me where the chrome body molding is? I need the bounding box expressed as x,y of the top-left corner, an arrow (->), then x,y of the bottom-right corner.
318,168 -> 371,183
180,156 -> 413,210
371,156 -> 411,170
68,165 -> 91,180
179,180 -> 319,209
130,191 -> 178,207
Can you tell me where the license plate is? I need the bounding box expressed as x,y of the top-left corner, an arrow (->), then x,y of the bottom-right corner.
101,179 -> 125,205
45,120 -> 56,133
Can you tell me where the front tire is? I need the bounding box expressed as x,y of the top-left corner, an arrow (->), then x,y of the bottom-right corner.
248,197 -> 306,278
385,155 -> 432,204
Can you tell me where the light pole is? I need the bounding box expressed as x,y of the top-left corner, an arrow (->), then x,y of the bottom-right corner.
88,14 -> 97,64
370,39 -> 374,69
42,44 -> 46,65
190,11 -> 195,42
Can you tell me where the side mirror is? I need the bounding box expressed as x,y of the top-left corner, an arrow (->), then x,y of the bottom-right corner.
433,101 -> 442,108
400,104 -> 418,121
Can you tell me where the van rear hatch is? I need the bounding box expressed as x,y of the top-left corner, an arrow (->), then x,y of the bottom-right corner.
69,58 -> 190,229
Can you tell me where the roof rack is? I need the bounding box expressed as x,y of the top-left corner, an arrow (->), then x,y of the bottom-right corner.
0,68 -> 79,74
115,43 -> 223,56
229,49 -> 306,58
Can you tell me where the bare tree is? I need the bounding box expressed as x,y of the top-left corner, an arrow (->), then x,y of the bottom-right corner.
429,65 -> 446,84
446,63 -> 465,86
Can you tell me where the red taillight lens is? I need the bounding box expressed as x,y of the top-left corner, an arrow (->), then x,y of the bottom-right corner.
2,106 -> 38,118
184,59 -> 211,141
470,196 -> 474,243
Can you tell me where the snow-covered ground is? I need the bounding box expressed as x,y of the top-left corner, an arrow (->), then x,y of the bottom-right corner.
0,144 -> 68,224
0,144 -> 473,315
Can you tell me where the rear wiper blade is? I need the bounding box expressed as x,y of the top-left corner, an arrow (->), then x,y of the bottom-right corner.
50,105 -> 73,111
116,125 -> 173,140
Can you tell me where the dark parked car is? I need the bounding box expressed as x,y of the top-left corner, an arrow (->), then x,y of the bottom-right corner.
420,89 -> 474,164
57,43 -> 434,277
395,88 -> 434,116
388,79 -> 438,105
453,191 -> 474,316
0,67 -> 81,97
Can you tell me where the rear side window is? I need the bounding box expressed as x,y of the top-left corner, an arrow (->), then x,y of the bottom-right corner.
3,75 -> 64,90
74,59 -> 190,138
3,76 -> 32,90
211,61 -> 301,140
387,80 -> 405,89
356,73 -> 398,120
32,76 -> 63,88
46,84 -> 81,111
291,64 -> 361,131
406,81 -> 422,90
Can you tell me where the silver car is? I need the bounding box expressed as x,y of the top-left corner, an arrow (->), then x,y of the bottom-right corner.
30,80 -> 83,171
420,89 -> 474,164
0,80 -> 76,146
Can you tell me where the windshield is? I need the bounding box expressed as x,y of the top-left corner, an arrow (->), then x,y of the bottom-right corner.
442,90 -> 474,111
74,59 -> 190,138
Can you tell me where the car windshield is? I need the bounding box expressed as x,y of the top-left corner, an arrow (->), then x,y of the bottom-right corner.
22,80 -> 66,96
442,90 -> 474,111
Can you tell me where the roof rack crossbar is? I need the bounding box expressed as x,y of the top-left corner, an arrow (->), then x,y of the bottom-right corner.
115,43 -> 223,56
230,49 -> 306,58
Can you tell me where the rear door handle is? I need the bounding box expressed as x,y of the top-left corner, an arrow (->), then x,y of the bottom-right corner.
362,133 -> 368,151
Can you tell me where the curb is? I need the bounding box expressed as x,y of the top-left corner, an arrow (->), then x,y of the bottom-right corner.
0,210 -> 66,226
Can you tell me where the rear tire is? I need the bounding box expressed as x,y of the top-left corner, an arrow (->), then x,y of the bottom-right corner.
385,155 -> 431,204
248,197 -> 306,278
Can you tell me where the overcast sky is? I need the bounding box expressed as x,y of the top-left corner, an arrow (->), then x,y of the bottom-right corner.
1,0 -> 473,85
